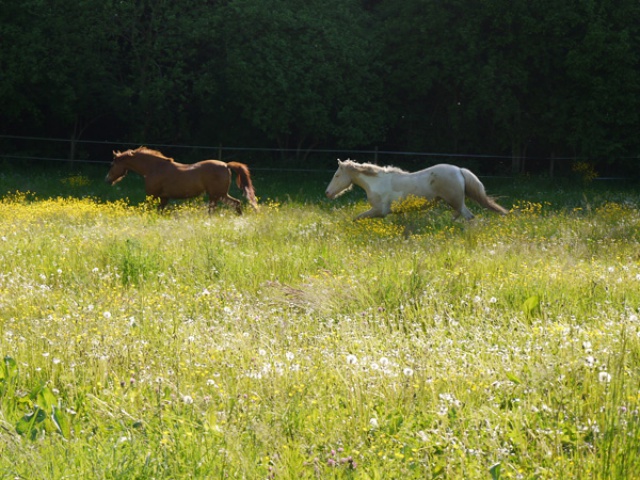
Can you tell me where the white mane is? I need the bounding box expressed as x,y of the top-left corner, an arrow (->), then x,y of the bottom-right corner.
341,159 -> 407,175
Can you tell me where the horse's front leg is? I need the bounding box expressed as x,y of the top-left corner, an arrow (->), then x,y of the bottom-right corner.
355,208 -> 385,220
355,199 -> 391,220
157,197 -> 169,212
207,198 -> 218,214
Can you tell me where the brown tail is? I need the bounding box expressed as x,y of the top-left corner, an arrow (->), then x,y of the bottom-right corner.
227,162 -> 258,211
460,168 -> 508,215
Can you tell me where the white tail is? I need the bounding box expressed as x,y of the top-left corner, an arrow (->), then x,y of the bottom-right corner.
460,168 -> 508,215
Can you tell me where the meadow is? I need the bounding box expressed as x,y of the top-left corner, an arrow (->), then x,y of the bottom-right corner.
1,163 -> 640,479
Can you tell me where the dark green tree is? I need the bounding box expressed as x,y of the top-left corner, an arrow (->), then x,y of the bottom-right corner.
374,0 -> 640,173
219,0 -> 386,158
563,0 -> 640,163
2,0 -> 639,173
0,0 -> 118,158
109,0 -> 226,143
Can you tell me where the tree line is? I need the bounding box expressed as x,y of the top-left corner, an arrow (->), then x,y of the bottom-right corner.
1,0 -> 639,175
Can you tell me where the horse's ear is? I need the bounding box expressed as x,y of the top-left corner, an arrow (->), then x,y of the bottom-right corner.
337,158 -> 343,166
113,150 -> 120,157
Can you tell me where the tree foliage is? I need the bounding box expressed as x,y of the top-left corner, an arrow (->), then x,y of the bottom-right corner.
220,0 -> 385,154
1,0 -> 638,169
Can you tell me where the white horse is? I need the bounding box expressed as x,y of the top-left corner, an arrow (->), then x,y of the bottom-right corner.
325,159 -> 508,220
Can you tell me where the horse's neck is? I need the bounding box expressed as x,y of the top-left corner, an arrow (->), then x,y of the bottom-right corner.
127,154 -> 165,175
351,170 -> 386,195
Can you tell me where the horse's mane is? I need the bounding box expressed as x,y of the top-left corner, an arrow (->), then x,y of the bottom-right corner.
121,146 -> 174,162
341,159 -> 406,175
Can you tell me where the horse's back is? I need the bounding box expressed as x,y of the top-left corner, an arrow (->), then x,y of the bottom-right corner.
146,159 -> 231,198
419,163 -> 460,177
174,159 -> 227,171
392,164 -> 463,196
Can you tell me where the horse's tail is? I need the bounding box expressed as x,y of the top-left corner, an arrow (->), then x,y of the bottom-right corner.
227,162 -> 259,211
460,168 -> 508,215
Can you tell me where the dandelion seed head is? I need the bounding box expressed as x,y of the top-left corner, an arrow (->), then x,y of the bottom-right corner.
598,371 -> 612,383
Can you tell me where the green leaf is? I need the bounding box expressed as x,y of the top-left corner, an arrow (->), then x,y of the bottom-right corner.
16,408 -> 47,440
52,407 -> 71,439
522,295 -> 540,316
36,386 -> 58,412
1,356 -> 18,381
489,462 -> 502,480
506,372 -> 522,385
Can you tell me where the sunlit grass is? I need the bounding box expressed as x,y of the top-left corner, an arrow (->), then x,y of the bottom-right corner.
1,181 -> 640,478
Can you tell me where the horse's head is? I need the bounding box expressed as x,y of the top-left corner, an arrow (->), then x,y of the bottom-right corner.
325,159 -> 353,199
105,150 -> 130,185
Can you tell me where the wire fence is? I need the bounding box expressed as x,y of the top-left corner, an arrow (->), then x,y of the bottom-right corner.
0,133 -> 633,179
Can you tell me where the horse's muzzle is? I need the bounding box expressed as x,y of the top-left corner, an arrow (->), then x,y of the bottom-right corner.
105,174 -> 121,185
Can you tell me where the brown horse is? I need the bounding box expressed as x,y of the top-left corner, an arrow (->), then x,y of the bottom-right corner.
105,147 -> 258,214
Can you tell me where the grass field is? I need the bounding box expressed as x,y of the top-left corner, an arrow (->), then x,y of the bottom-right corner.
1,164 -> 640,478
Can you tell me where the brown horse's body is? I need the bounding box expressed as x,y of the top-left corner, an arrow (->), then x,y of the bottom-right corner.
106,147 -> 258,214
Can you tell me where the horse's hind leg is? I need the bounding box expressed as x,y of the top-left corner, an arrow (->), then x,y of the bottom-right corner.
440,191 -> 474,220
457,205 -> 475,220
222,195 -> 243,215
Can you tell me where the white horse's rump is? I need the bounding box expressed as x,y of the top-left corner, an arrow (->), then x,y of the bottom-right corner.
325,159 -> 507,220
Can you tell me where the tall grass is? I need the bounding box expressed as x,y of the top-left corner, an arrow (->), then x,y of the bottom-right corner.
1,166 -> 639,478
